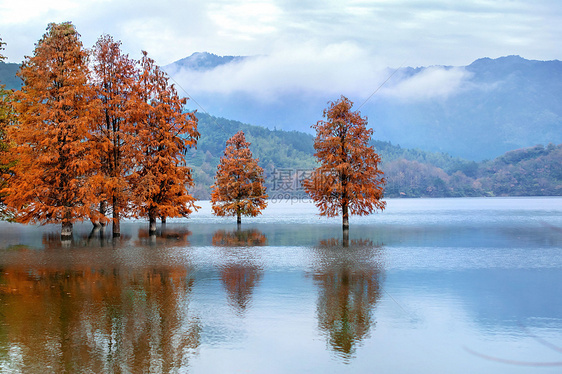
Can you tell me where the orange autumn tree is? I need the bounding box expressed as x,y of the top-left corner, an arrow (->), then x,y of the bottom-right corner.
0,84 -> 14,220
211,131 -> 267,225
132,51 -> 199,234
0,36 -> 15,219
5,23 -> 100,239
90,35 -> 139,237
303,96 -> 386,230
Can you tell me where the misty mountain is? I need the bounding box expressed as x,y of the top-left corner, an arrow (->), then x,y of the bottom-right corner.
164,52 -> 246,73
3,53 -> 560,161
0,62 -> 21,90
377,55 -> 562,160
165,54 -> 562,161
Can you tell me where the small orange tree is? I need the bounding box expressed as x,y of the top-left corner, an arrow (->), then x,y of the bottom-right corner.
303,96 -> 385,229
90,34 -> 139,236
211,131 -> 267,225
132,51 -> 199,234
5,23 -> 100,239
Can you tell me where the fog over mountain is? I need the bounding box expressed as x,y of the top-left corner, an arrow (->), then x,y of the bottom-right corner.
164,53 -> 562,161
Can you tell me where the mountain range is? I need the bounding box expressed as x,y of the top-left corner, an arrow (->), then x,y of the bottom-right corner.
2,53 -> 561,161
164,53 -> 562,161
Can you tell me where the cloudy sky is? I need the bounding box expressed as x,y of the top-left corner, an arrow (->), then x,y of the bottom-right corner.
2,0 -> 561,66
1,0 -> 561,107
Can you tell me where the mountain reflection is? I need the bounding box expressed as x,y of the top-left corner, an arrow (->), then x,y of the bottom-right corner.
0,263 -> 200,373
311,238 -> 385,360
213,229 -> 266,315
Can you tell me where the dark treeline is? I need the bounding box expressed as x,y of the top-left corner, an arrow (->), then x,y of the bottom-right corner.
189,113 -> 561,199
383,143 -> 561,197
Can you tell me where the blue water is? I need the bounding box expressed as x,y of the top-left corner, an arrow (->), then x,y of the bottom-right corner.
0,197 -> 561,373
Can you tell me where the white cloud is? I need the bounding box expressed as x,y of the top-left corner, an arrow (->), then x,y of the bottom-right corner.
168,42 -> 389,101
1,0 -> 561,70
380,67 -> 473,101
166,45 -> 475,103
209,0 -> 281,39
0,0 -> 81,24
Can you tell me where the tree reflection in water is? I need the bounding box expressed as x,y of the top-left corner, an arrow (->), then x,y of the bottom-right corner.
311,238 -> 385,360
137,226 -> 192,246
0,252 -> 200,372
212,229 -> 266,315
212,229 -> 267,247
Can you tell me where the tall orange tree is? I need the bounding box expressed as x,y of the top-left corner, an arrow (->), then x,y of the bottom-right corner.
0,36 -> 15,219
0,37 -> 13,217
132,51 -> 199,234
303,96 -> 386,230
4,23 -> 100,239
90,35 -> 139,237
211,131 -> 268,225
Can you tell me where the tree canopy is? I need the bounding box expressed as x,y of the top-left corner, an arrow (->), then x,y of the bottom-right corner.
130,51 -> 199,234
211,131 -> 267,225
90,34 -> 140,236
303,96 -> 386,229
0,36 -> 15,219
4,23 -> 100,239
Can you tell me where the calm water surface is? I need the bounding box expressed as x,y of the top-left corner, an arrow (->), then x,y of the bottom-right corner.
0,197 -> 561,373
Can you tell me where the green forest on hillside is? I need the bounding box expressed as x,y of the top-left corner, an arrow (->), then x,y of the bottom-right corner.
189,113 -> 562,199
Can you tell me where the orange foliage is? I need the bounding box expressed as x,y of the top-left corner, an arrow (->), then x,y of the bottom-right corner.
1,38 -> 15,216
1,28 -> 201,238
303,96 -> 386,229
4,23 -> 101,238
131,51 -> 199,233
90,35 -> 139,234
210,131 -> 267,224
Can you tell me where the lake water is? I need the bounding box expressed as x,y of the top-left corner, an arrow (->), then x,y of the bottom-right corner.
0,197 -> 561,373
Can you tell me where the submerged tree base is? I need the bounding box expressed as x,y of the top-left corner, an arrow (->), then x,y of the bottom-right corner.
149,217 -> 157,236
61,222 -> 73,241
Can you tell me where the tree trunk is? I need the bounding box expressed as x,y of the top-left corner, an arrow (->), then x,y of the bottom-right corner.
99,200 -> 107,226
112,195 -> 120,238
88,225 -> 100,240
149,215 -> 157,236
341,169 -> 349,230
99,225 -> 106,242
161,216 -> 167,236
237,209 -> 241,226
61,221 -> 73,241
342,201 -> 349,230
343,228 -> 350,248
